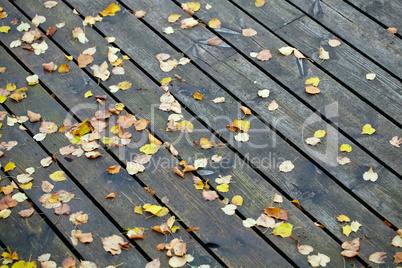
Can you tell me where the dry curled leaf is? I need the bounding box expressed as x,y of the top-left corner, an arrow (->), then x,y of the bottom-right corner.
279,160 -> 294,172
369,252 -> 387,264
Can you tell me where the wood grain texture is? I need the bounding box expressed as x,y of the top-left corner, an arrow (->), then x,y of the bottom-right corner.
18,0 -> 398,264
0,170 -> 78,266
348,0 -> 402,30
284,0 -> 402,77
0,3 -> 289,267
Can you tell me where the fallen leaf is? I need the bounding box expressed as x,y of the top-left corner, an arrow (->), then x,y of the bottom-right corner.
255,0 -> 265,7
99,3 -> 121,16
168,14 -> 181,23
212,97 -> 225,103
126,162 -> 145,175
101,235 -> 126,255
242,28 -> 257,37
343,225 -> 352,236
337,156 -> 351,165
314,130 -> 326,138
341,237 -> 360,257
243,218 -> 257,228
268,100 -> 279,111
77,54 -> 94,68
366,73 -> 376,80
256,213 -> 275,228
134,10 -> 146,18
369,252 -> 387,264
91,61 -> 110,81
221,204 -> 237,215
208,18 -> 221,29
305,77 -> 320,87
392,234 -> 402,247
58,64 -> 70,74
235,132 -> 250,142
4,161 -> 16,172
32,14 -> 46,27
240,106 -> 251,115
308,253 -> 330,267
0,209 -> 11,218
394,252 -> 402,264
202,190 -> 219,201
42,62 -> 56,73
298,244 -> 314,255
206,36 -> 223,46
18,207 -> 35,218
328,39 -> 341,47
336,215 -> 350,223
305,137 -> 321,146
273,193 -> 283,203
176,120 -> 193,133
232,195 -> 243,206
305,86 -> 321,95
351,221 -> 361,232
49,171 -> 67,181
340,144 -> 352,152
264,207 -> 288,220
387,27 -> 398,35
319,46 -> 330,60
180,18 -> 198,29
272,223 -> 293,237
390,136 -> 402,148
279,160 -> 294,172
39,120 -> 58,133
193,92 -> 203,100
361,124 -> 375,135
106,165 -> 121,174
278,46 -> 295,56
257,49 -> 272,61
26,74 -> 39,85
363,167 -> 378,182
258,89 -> 270,98
41,181 -> 54,193
162,26 -> 174,35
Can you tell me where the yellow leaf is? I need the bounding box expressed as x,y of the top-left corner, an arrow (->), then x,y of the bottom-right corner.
106,165 -> 121,174
6,83 -> 16,91
103,136 -> 113,145
140,144 -> 160,155
187,2 -> 201,11
272,223 -> 293,238
176,120 -> 194,133
156,207 -> 169,217
0,95 -> 7,103
0,26 -> 10,33
72,119 -> 90,135
49,171 -> 67,181
305,77 -> 320,87
145,205 -> 162,215
232,195 -> 243,206
319,46 -> 330,60
255,0 -> 265,7
343,225 -> 352,237
361,124 -> 375,135
117,81 -> 132,90
336,215 -> 350,223
134,206 -> 143,214
84,90 -> 93,98
350,221 -> 361,232
194,181 -> 204,190
19,182 -> 32,190
122,55 -> 130,60
58,64 -> 70,74
99,3 -> 121,16
193,92 -> 203,100
168,14 -> 181,23
232,119 -> 250,132
110,126 -> 120,134
208,18 -> 221,29
216,184 -> 229,192
160,77 -> 171,86
314,130 -> 326,138
340,144 -> 352,152
4,162 -> 16,172
65,55 -> 73,61
366,73 -> 376,80
278,47 -> 295,56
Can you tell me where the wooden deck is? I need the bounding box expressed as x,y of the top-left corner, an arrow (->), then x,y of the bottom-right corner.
0,0 -> 401,267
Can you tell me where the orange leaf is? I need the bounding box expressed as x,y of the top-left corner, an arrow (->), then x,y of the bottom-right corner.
106,165 -> 121,174
58,64 -> 70,74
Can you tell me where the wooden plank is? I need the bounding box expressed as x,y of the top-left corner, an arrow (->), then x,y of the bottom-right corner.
230,0 -> 402,125
0,49 -> 220,268
63,0 -> 402,228
347,0 -> 402,31
0,115 -> 150,267
188,0 -> 402,171
113,0 -> 402,226
6,0 -> 398,264
0,6 -> 290,267
0,172 -> 78,266
0,3 -> 366,267
283,0 -> 402,78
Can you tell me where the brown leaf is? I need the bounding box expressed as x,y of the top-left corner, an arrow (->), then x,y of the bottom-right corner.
75,232 -> 93,243
242,28 -> 257,37
42,62 -> 56,73
206,36 -> 222,46
257,49 -> 272,61
77,54 -> 94,68
369,252 -> 386,264
46,26 -> 57,36
61,256 -> 76,268
174,167 -> 184,178
39,120 -> 58,133
54,203 -> 71,215
18,207 -> 35,218
27,110 -> 41,122
105,193 -> 116,199
134,119 -> 150,131
145,259 -> 161,268
202,190 -> 219,201
394,252 -> 402,264
341,238 -> 360,258
264,207 -> 288,220
101,235 -> 126,255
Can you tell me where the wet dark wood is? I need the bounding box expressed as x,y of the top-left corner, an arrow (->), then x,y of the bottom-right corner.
0,0 -> 401,267
0,171 -> 78,266
348,0 -> 402,30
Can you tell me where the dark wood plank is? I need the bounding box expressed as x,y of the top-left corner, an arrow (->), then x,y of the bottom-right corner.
0,5 -> 290,267
347,0 -> 402,31
0,49 -> 220,268
283,0 -> 402,78
0,172 -> 78,266
190,0 -> 402,172
7,0 -> 398,264
0,117 -> 149,266
67,0 -> 402,228
229,0 -> 402,125
0,2 -> 367,267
